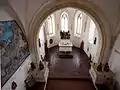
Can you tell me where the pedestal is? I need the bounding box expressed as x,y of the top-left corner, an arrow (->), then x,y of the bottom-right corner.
32,61 -> 49,82
89,65 -> 114,90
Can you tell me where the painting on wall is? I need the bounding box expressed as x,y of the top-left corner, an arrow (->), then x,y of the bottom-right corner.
0,20 -> 30,87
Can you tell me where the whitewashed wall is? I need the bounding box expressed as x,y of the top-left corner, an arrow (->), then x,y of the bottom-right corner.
109,34 -> 120,89
8,0 -> 27,29
45,12 -> 60,48
83,17 -> 101,63
71,11 -> 88,48
2,55 -> 32,90
43,8 -> 101,63
38,25 -> 45,61
0,8 -> 13,21
45,8 -> 84,48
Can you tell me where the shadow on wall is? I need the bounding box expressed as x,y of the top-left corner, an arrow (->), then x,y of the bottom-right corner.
0,20 -> 30,87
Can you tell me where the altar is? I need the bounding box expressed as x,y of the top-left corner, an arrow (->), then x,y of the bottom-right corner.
59,39 -> 73,52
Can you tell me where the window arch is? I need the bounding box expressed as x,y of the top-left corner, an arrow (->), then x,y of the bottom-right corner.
61,12 -> 68,32
88,20 -> 95,44
75,13 -> 83,36
47,14 -> 55,35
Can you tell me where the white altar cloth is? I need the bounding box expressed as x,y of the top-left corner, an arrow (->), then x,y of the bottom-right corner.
59,39 -> 73,52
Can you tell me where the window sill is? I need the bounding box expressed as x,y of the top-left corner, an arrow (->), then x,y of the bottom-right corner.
88,43 -> 93,45
48,34 -> 55,37
74,34 -> 81,37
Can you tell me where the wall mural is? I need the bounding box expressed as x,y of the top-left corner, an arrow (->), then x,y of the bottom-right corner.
0,20 -> 30,87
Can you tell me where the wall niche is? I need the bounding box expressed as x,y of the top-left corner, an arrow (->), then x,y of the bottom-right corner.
94,37 -> 97,44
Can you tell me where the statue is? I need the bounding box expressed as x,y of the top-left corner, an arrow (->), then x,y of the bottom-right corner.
11,81 -> 17,90
39,61 -> 44,70
104,63 -> 110,72
30,62 -> 36,70
97,63 -> 102,72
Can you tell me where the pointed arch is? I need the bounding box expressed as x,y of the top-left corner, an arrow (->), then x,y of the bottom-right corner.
88,19 -> 96,44
47,14 -> 55,35
61,12 -> 68,32
74,12 -> 83,36
28,2 -> 111,65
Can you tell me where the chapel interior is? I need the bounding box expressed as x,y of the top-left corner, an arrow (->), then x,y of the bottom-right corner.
0,0 -> 120,90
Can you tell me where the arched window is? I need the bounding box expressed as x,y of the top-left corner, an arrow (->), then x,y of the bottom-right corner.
61,12 -> 68,32
75,13 -> 83,36
47,14 -> 55,35
88,20 -> 95,44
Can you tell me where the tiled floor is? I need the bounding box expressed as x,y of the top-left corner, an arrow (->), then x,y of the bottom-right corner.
48,46 -> 91,79
30,46 -> 95,90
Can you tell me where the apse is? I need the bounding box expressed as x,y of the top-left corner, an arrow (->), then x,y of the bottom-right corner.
38,7 -> 102,64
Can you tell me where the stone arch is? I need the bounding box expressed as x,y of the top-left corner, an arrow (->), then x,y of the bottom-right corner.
116,22 -> 120,39
28,0 -> 111,64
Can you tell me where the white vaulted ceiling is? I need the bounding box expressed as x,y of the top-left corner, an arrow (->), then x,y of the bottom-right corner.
7,0 -> 120,36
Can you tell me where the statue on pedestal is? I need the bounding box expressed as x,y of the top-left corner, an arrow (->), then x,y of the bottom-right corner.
97,63 -> 102,72
104,63 -> 110,72
39,61 -> 44,70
